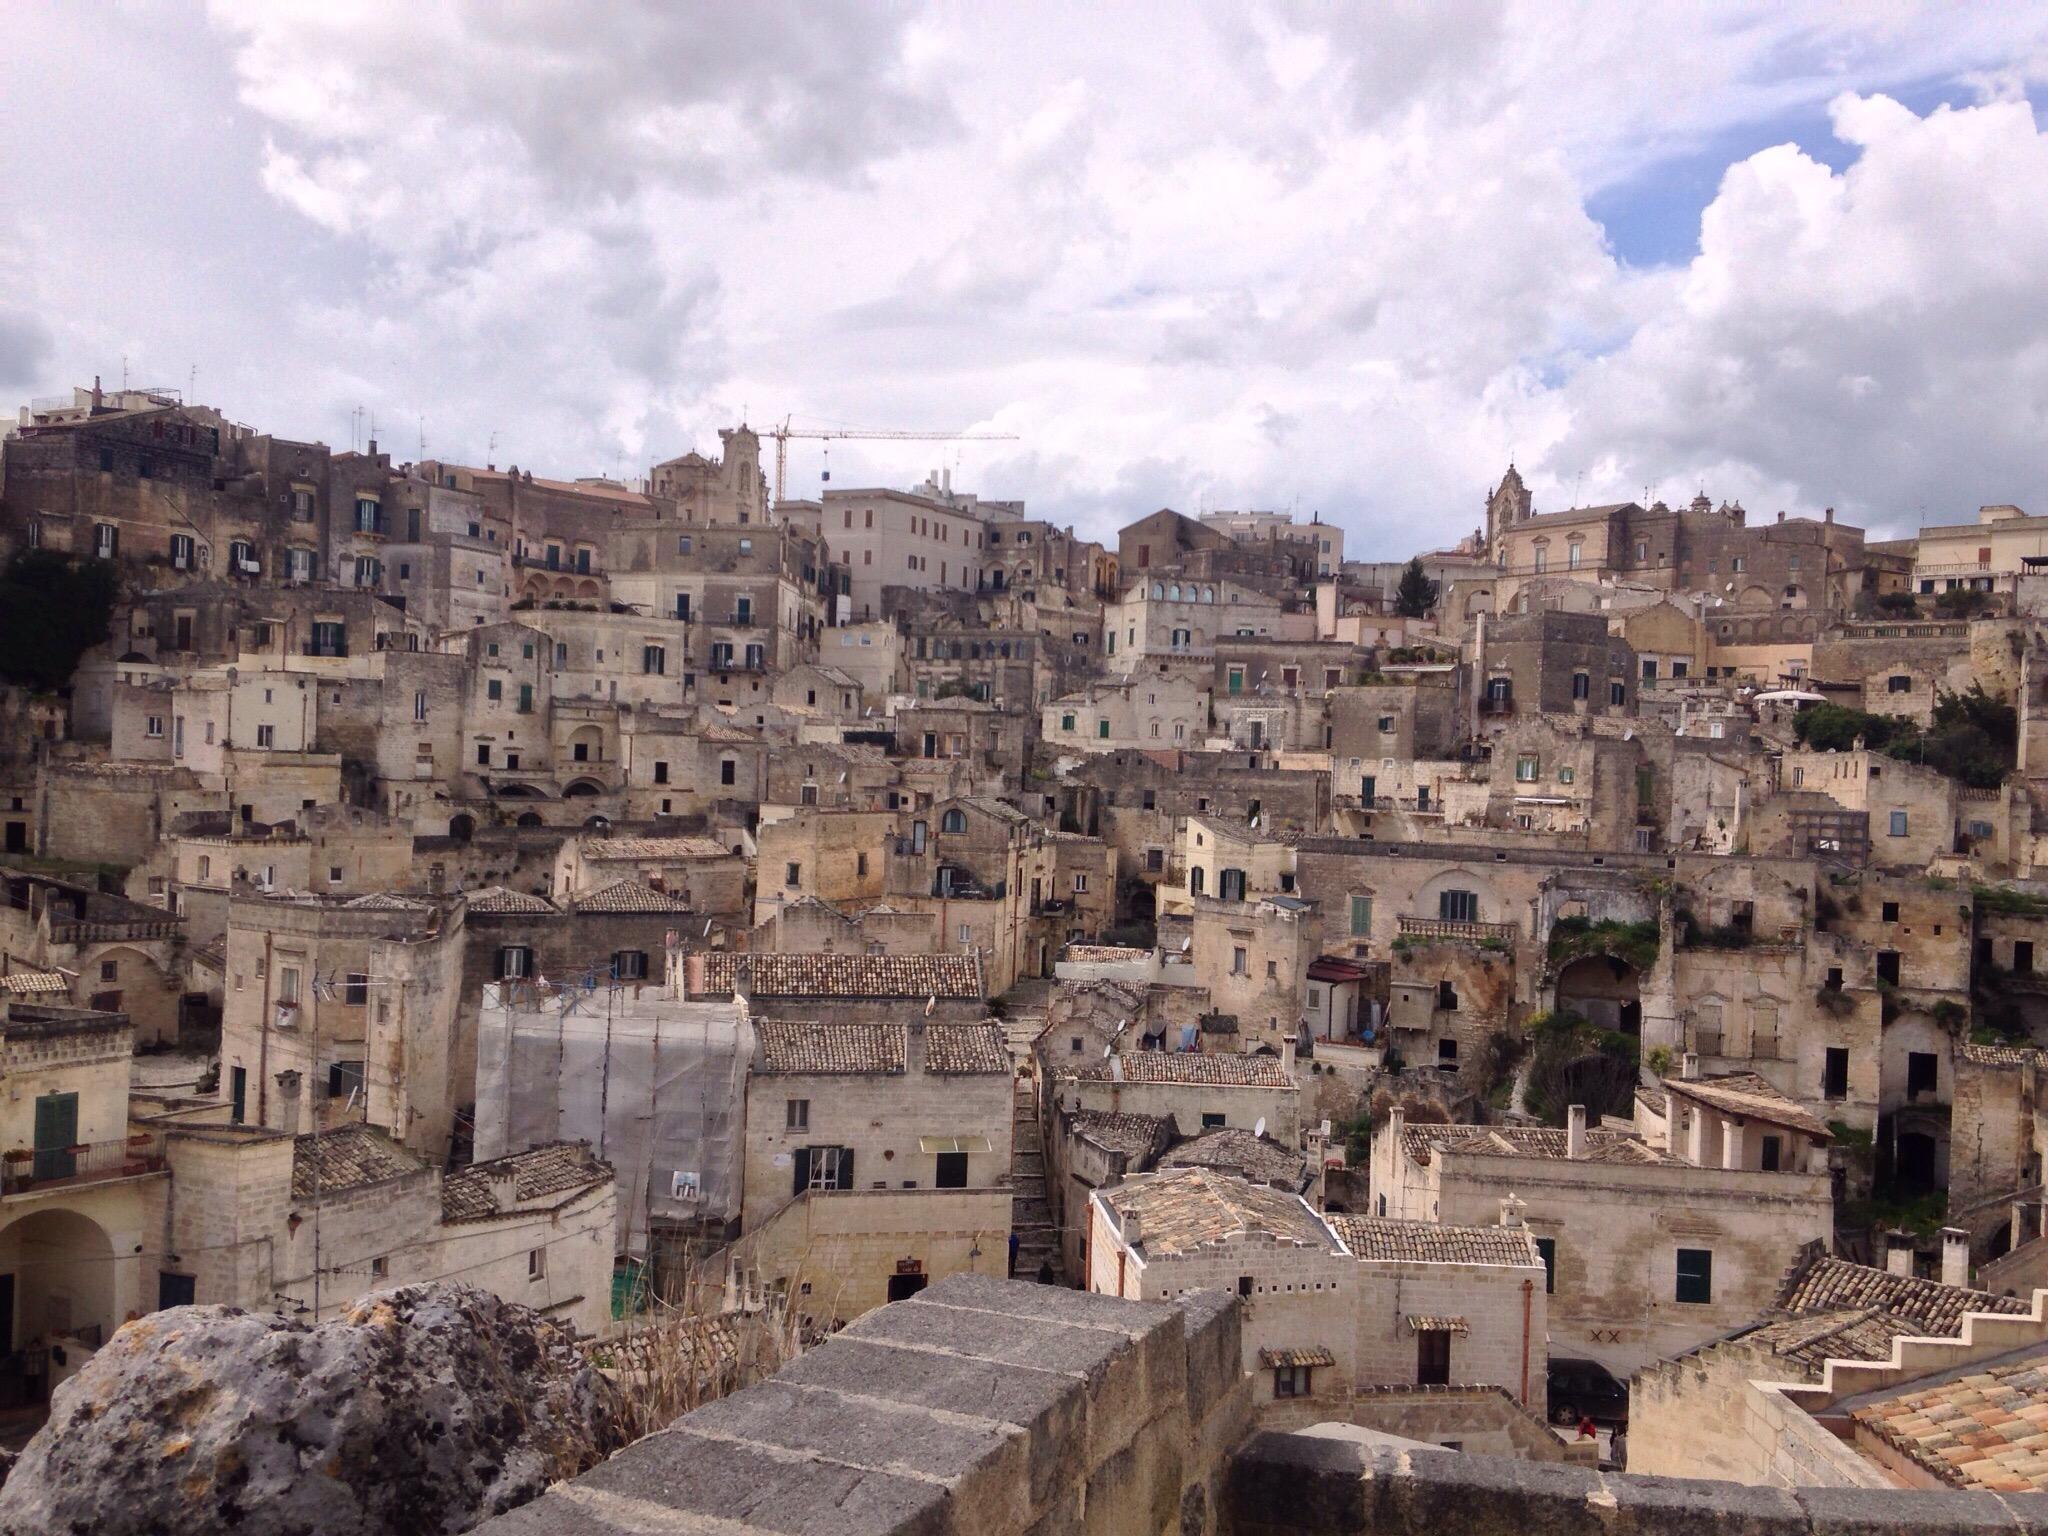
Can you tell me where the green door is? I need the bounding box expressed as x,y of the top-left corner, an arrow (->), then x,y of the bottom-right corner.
33,1093 -> 77,1181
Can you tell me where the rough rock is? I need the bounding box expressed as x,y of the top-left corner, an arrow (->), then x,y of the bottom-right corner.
0,1282 -> 624,1536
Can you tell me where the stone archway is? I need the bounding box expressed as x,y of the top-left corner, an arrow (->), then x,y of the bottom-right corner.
1553,954 -> 1642,1038
0,1206 -> 115,1354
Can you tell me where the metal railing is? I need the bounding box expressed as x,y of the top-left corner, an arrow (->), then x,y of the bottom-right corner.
3,1133 -> 165,1195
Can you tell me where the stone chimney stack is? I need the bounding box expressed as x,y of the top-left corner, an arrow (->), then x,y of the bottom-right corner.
1885,1229 -> 1916,1278
277,1070 -> 302,1137
684,950 -> 706,998
1942,1227 -> 1971,1290
486,1164 -> 520,1213
1681,1051 -> 1702,1081
1566,1104 -> 1587,1160
906,1014 -> 927,1078
1499,1193 -> 1525,1228
1122,1209 -> 1143,1248
1387,1104 -> 1406,1156
1280,1034 -> 1297,1079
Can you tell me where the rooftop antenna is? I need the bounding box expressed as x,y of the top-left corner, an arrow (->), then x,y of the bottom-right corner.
418,414 -> 426,460
121,354 -> 129,390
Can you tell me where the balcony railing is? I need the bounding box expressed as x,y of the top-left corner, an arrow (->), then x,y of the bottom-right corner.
1480,696 -> 1515,716
1396,914 -> 1518,944
3,1133 -> 165,1195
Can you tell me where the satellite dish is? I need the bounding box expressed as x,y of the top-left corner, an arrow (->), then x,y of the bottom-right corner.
1103,1042 -> 1115,1058
1254,1117 -> 1267,1139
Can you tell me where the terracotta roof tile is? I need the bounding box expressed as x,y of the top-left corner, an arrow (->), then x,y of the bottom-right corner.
569,879 -> 692,914
1070,1110 -> 1172,1160
466,886 -> 558,915
0,970 -> 69,996
1400,1123 -> 1678,1168
1777,1253 -> 2027,1334
1258,1346 -> 1336,1368
1662,1071 -> 1829,1138
1102,1167 -> 1339,1258
1066,1051 -> 1293,1088
753,1020 -> 1006,1076
1330,1216 -> 1543,1267
442,1141 -> 610,1222
293,1125 -> 425,1198
1157,1129 -> 1309,1189
700,952 -> 984,1000
585,836 -> 735,861
1854,1356 -> 2048,1492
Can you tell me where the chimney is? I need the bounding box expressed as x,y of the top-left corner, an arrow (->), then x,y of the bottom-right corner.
1681,1051 -> 1702,1081
1566,1104 -> 1587,1160
1387,1104 -> 1406,1154
1280,1034 -> 1297,1078
1122,1209 -> 1144,1247
1885,1230 -> 1916,1278
277,1069 -> 303,1137
1109,1053 -> 1125,1082
907,1014 -> 927,1078
1499,1193 -> 1525,1228
1824,507 -> 1835,524
1776,511 -> 1785,524
367,438 -> 378,458
90,375 -> 102,411
1942,1227 -> 1971,1290
684,951 -> 706,998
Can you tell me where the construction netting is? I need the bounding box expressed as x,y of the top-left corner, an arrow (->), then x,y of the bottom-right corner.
474,980 -> 754,1258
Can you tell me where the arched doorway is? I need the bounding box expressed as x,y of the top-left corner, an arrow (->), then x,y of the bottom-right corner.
1553,955 -> 1642,1039
448,814 -> 475,843
0,1207 -> 115,1361
515,812 -> 545,829
562,779 -> 603,798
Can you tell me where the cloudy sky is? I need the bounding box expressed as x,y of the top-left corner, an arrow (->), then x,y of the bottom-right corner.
7,3 -> 2048,553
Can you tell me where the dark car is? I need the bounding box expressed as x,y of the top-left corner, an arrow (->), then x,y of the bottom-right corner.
1547,1356 -> 1628,1426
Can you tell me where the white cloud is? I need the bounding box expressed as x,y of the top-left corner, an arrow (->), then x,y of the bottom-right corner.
7,3 -> 2048,548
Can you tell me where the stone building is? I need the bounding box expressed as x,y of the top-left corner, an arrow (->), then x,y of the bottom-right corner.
735,1016 -> 1013,1324
1373,1092 -> 1833,1376
1089,1167 -> 1356,1408
0,869 -> 186,1045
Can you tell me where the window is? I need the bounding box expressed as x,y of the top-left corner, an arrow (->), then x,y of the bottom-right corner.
1675,1248 -> 1713,1304
786,1099 -> 810,1131
643,644 -> 666,675
2018,941 -> 2037,974
146,715 -> 164,739
528,1248 -> 547,1280
278,967 -> 301,1005
1417,1330 -> 1450,1385
795,1146 -> 853,1195
1061,712 -> 1076,732
1877,950 -> 1901,985
935,1151 -> 969,1189
941,809 -> 967,834
343,972 -> 369,1005
1437,889 -> 1478,923
785,862 -> 802,887
255,723 -> 276,750
1761,1136 -> 1782,1172
1437,981 -> 1458,1012
496,946 -> 533,980
1274,1364 -> 1313,1398
1888,674 -> 1912,693
1882,901 -> 1900,923
1436,1037 -> 1458,1067
1073,873 -> 1088,893
1609,680 -> 1626,706
370,1256 -> 389,1280
1231,947 -> 1247,975
1535,1237 -> 1556,1293
1097,718 -> 1110,739
1824,1047 -> 1849,1100
720,759 -> 736,785
1571,671 -> 1589,700
1350,895 -> 1372,937
1515,755 -> 1538,782
1908,1051 -> 1939,1098
328,1060 -> 366,1101
1889,810 -> 1908,837
94,522 -> 119,558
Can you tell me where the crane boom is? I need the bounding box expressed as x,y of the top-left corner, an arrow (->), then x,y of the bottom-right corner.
763,418 -> 1019,503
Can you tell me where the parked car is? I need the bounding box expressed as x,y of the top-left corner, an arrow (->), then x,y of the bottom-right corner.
1547,1356 -> 1629,1425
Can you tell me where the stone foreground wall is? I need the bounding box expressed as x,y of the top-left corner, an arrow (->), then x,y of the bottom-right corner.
473,1271 -> 1251,1536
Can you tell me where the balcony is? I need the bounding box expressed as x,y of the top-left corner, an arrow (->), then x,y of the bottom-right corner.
1480,696 -> 1515,717
2,1133 -> 165,1196
934,877 -> 1006,901
1396,914 -> 1518,945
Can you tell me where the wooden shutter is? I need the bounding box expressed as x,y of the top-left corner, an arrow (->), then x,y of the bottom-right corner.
792,1147 -> 812,1198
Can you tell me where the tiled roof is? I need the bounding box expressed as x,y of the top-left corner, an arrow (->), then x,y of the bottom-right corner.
1960,1040 -> 2046,1070
1725,1308 -> 1924,1374
1070,1110 -> 1172,1160
1157,1129 -> 1309,1189
442,1141 -> 610,1223
585,836 -> 734,861
293,1126 -> 425,1198
1776,1252 -> 2029,1334
1102,1168 -> 1340,1258
1061,945 -> 1150,964
1330,1216 -> 1543,1268
343,892 -> 433,912
570,879 -> 692,914
1066,1051 -> 1294,1088
1405,1316 -> 1469,1334
754,1020 -> 1007,1076
1399,1123 -> 1678,1167
923,1020 -> 1008,1074
466,886 -> 557,915
700,952 -> 984,999
1661,1072 -> 1829,1137
0,970 -> 70,996
758,1021 -> 900,1074
1853,1354 -> 2048,1492
1258,1346 -> 1336,1369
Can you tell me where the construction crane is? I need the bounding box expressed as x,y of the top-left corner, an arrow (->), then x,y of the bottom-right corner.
762,418 -> 1019,505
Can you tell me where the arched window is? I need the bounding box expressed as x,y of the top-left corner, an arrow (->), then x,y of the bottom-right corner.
941,809 -> 967,834
1151,582 -> 1165,599
1168,583 -> 1182,600
1202,586 -> 1214,602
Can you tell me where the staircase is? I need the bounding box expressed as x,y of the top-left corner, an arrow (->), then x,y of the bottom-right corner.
1010,1073 -> 1064,1285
